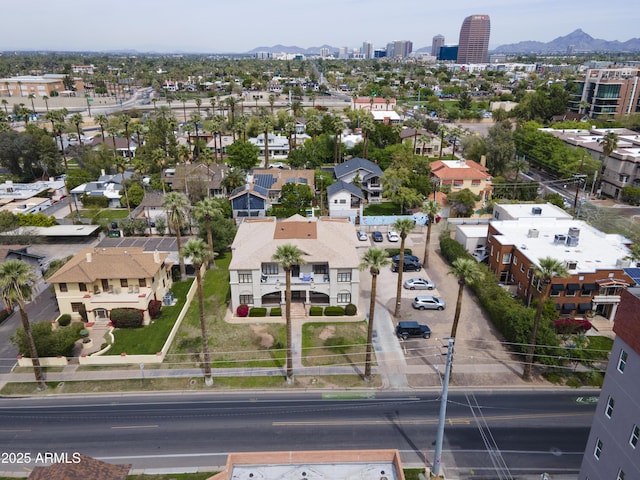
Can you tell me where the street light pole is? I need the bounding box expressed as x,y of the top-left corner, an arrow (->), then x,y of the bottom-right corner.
433,337 -> 454,477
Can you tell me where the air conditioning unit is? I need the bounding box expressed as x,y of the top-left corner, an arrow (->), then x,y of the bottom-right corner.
531,207 -> 542,215
554,234 -> 566,245
527,228 -> 539,238
566,235 -> 579,247
564,260 -> 578,270
568,227 -> 581,237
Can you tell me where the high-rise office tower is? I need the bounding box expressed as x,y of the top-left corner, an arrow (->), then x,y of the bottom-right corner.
431,34 -> 445,57
362,41 -> 374,59
457,14 -> 490,63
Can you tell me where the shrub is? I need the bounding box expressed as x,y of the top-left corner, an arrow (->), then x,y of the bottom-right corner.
78,303 -> 88,323
344,304 -> 357,316
309,306 -> 323,316
270,307 -> 282,316
81,193 -> 109,208
249,307 -> 267,317
554,318 -> 593,335
10,321 -> 82,357
148,300 -> 162,319
58,314 -> 72,326
236,304 -> 249,317
386,248 -> 413,258
324,306 -> 345,316
110,308 -> 144,328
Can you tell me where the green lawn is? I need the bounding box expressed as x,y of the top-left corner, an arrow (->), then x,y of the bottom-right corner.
169,254 -> 286,369
66,208 -> 130,222
302,321 -> 369,367
107,279 -> 194,355
363,202 -> 401,216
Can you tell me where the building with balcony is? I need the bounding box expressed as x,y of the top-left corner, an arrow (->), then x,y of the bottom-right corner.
486,215 -> 633,320
334,157 -> 383,203
248,133 -> 290,159
568,67 -> 640,119
48,247 -> 172,325
400,128 -> 441,156
229,215 -> 361,312
579,287 -> 640,480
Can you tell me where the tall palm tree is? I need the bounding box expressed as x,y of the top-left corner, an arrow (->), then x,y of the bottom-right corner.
0,260 -> 46,390
28,93 -> 36,114
421,200 -> 440,268
259,111 -> 273,168
595,131 -> 619,194
164,192 -> 191,280
361,113 -> 375,159
359,248 -> 390,382
192,198 -> 222,267
509,157 -> 529,198
272,243 -> 305,383
114,156 -> 131,213
449,258 -> 483,339
522,257 -> 569,380
70,113 -> 84,146
393,218 -> 416,317
180,239 -> 214,385
180,96 -> 188,122
332,115 -> 345,164
190,113 -> 202,160
195,97 -> 202,116
94,113 -> 109,140
1,99 -> 8,115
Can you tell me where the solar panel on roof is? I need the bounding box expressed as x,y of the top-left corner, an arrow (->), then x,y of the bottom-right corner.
285,178 -> 295,183
253,185 -> 268,196
298,178 -> 308,184
624,267 -> 640,284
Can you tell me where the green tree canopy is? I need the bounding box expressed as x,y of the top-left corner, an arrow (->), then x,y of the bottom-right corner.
279,183 -> 314,210
226,140 -> 260,170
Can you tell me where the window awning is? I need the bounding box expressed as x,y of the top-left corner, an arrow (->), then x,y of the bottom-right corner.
551,284 -> 565,292
578,303 -> 592,312
581,283 -> 596,292
566,283 -> 580,291
562,303 -> 576,311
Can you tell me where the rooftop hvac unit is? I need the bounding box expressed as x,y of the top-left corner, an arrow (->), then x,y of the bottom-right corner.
568,227 -> 581,237
531,207 -> 542,215
527,228 -> 539,238
566,235 -> 579,247
616,258 -> 632,268
554,234 -> 567,245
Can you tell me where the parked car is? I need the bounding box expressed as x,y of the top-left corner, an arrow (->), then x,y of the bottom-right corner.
372,231 -> 384,242
357,230 -> 368,241
396,321 -> 432,340
391,260 -> 422,272
412,295 -> 446,310
387,230 -> 400,242
392,254 -> 420,263
403,277 -> 436,290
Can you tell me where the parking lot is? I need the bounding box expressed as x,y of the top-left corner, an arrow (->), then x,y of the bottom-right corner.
357,222 -> 528,387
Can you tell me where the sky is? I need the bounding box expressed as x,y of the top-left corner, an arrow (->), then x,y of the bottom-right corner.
1,0 -> 636,54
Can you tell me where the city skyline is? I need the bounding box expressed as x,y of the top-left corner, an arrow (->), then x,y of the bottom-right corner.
0,0 -> 636,54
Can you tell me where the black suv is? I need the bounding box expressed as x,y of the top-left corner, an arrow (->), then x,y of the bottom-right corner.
395,321 -> 431,340
391,258 -> 422,272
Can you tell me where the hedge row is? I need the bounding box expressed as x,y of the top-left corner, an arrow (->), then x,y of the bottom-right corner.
386,248 -> 413,257
439,234 -> 561,365
111,308 -> 144,328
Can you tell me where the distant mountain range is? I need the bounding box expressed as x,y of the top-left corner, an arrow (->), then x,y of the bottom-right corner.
492,29 -> 640,54
247,30 -> 640,56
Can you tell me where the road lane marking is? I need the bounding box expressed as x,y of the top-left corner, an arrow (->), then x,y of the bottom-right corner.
111,425 -> 159,429
272,411 -> 592,426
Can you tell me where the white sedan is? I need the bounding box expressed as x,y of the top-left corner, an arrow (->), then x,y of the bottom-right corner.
387,230 -> 400,242
403,277 -> 436,290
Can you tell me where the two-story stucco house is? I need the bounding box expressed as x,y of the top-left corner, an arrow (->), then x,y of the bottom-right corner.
430,159 -> 493,203
48,247 -> 173,325
326,180 -> 365,219
229,215 -> 361,312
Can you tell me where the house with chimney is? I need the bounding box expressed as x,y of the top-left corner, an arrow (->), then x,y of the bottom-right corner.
48,247 -> 172,325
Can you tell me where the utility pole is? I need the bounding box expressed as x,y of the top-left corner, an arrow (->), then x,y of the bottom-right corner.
433,337 -> 454,477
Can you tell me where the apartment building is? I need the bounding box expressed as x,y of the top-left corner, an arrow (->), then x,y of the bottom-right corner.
229,215 -> 361,312
578,287 -> 640,479
569,67 -> 640,119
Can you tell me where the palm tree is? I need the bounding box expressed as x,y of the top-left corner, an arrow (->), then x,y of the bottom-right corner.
272,244 -> 305,383
361,113 -> 375,159
393,218 -> 416,317
259,112 -> 273,168
28,93 -> 36,114
522,257 -> 569,380
114,156 -> 131,213
70,113 -> 84,146
119,114 -> 132,160
595,131 -> 619,194
180,96 -> 188,122
332,115 -> 345,164
192,198 -> 222,266
509,157 -> 529,198
190,113 -> 202,160
0,260 -> 46,390
94,113 -> 109,140
421,200 -> 440,268
195,97 -> 202,116
1,99 -> 8,115
180,239 -> 214,385
359,248 -> 390,382
151,97 -> 158,112
449,258 -> 483,339
164,192 -> 191,280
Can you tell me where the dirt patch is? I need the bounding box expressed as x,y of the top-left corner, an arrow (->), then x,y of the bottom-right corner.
251,325 -> 274,348
318,325 -> 336,341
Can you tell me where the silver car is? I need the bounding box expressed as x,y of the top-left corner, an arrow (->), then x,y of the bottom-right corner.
412,295 -> 446,311
357,230 -> 368,241
403,278 -> 436,290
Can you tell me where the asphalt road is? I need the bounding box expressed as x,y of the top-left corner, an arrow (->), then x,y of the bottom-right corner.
0,390 -> 597,477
